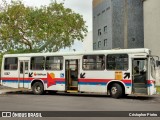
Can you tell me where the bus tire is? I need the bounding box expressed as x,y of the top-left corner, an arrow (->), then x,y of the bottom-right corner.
110,83 -> 122,99
32,82 -> 44,95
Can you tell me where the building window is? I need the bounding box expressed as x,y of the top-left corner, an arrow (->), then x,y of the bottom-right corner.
98,41 -> 101,48
106,54 -> 128,70
31,56 -> 45,70
98,29 -> 101,36
93,43 -> 96,49
102,10 -> 105,13
83,55 -> 105,70
4,57 -> 18,70
46,56 -> 63,70
106,7 -> 110,11
104,39 -> 107,46
104,26 -> 107,33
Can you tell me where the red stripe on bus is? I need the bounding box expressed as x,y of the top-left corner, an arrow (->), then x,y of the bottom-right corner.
79,79 -> 132,83
1,77 -> 154,84
147,80 -> 155,84
78,79 -> 110,83
1,77 -> 65,81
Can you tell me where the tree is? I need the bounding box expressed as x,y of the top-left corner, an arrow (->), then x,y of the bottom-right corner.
0,0 -> 88,53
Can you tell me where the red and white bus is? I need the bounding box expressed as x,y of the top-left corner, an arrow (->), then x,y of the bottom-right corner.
1,48 -> 159,98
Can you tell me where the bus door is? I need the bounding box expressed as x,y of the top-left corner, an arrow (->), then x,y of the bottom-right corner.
19,61 -> 29,88
132,58 -> 148,95
65,59 -> 79,92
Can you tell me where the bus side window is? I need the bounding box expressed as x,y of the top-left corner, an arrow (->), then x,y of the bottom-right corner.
4,57 -> 18,70
106,54 -> 128,70
46,56 -> 63,70
83,55 -> 105,70
98,55 -> 105,69
30,57 -> 45,70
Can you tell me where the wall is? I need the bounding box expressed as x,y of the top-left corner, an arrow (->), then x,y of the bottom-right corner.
112,0 -> 125,49
93,0 -> 144,50
143,0 -> 160,86
93,0 -> 112,50
127,0 -> 144,48
143,0 -> 160,57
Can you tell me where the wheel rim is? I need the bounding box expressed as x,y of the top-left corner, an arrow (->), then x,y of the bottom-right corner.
35,85 -> 41,93
111,86 -> 117,95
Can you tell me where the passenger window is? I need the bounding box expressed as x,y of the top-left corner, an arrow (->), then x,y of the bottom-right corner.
107,54 -> 128,70
83,55 -> 105,70
46,56 -> 63,70
4,57 -> 18,70
30,57 -> 45,70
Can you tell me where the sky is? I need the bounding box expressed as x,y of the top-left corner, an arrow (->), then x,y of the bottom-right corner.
2,0 -> 93,52
22,0 -> 93,32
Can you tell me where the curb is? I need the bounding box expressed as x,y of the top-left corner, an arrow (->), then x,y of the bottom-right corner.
0,89 -> 23,94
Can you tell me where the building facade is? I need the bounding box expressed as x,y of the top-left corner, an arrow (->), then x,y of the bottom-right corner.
143,0 -> 160,85
92,0 -> 160,85
143,0 -> 160,58
93,0 -> 144,50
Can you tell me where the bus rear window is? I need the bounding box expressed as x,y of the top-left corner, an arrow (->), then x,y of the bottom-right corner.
4,57 -> 18,70
106,54 -> 128,70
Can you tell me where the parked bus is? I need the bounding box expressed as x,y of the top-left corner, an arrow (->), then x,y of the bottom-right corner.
0,48 -> 159,98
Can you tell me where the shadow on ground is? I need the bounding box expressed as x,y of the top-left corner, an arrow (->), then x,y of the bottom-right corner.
5,90 -> 158,101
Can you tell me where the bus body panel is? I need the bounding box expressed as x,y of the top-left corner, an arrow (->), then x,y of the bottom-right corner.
1,56 -> 19,88
1,48 -> 157,97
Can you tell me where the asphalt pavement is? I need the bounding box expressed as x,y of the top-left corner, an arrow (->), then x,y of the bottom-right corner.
1,85 -> 160,120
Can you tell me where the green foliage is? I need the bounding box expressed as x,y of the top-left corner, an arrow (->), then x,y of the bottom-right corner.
0,53 -> 3,70
156,86 -> 160,94
0,0 -> 88,53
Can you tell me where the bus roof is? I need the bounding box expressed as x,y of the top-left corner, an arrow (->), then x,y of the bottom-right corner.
3,48 -> 150,57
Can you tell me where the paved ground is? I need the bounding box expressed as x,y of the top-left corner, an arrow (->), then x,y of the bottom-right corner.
1,92 -> 160,111
0,85 -> 160,120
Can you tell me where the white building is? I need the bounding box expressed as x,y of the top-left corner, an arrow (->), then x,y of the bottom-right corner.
143,0 -> 160,85
143,0 -> 160,58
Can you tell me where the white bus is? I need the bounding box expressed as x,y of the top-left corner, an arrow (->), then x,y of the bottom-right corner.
1,48 -> 159,98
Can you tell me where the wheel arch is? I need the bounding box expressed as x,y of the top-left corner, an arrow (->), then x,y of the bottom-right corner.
107,80 -> 126,95
31,79 -> 46,90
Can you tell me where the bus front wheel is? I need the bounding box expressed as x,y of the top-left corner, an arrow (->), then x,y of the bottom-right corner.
110,83 -> 123,98
32,82 -> 44,95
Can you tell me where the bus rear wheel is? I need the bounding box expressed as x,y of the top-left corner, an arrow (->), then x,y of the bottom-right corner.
110,83 -> 123,98
32,82 -> 44,95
